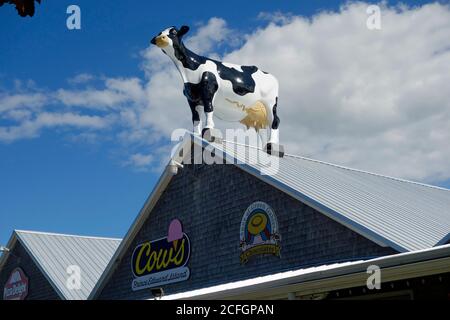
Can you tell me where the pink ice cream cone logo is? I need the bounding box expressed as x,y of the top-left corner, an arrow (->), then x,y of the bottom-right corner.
167,219 -> 184,250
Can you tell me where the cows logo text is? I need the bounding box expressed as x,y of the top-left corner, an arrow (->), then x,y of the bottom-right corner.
131,219 -> 190,291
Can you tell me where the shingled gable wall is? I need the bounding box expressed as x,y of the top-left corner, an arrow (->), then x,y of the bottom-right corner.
0,240 -> 61,300
97,162 -> 397,300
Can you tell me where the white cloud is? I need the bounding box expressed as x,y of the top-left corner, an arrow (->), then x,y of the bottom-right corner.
0,92 -> 48,113
68,73 -> 95,85
257,11 -> 295,25
0,112 -> 111,143
185,17 -> 234,54
124,153 -> 154,171
2,4 -> 450,182
35,112 -> 110,128
56,77 -> 146,110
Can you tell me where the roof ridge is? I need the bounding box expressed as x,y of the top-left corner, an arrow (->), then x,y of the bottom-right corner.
14,230 -> 122,241
283,153 -> 450,192
219,139 -> 450,193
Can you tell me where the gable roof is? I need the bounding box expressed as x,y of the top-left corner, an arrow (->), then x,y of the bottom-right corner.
89,132 -> 450,299
0,230 -> 121,300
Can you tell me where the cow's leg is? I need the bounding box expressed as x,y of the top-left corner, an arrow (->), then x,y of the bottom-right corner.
200,72 -> 220,141
264,97 -> 284,157
189,101 -> 202,136
268,97 -> 280,144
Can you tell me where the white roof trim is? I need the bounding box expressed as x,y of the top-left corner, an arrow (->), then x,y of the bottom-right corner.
14,229 -> 122,241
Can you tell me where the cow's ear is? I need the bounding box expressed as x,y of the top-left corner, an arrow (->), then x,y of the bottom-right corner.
178,25 -> 190,38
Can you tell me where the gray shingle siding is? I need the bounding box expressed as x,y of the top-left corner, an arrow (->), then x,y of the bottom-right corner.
98,163 -> 397,300
0,241 -> 61,300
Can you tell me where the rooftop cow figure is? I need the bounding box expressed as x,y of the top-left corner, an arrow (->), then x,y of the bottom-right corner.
151,25 -> 284,157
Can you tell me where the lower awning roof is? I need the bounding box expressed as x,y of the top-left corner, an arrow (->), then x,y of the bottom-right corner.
161,244 -> 450,300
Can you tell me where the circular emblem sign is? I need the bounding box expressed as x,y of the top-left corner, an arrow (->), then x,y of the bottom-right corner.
3,268 -> 29,300
239,202 -> 281,264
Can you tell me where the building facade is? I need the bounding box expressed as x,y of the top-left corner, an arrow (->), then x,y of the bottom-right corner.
2,134 -> 449,300
96,162 -> 396,299
89,134 -> 450,300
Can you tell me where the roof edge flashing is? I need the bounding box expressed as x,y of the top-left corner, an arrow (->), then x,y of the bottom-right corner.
14,230 -> 122,241
436,232 -> 450,246
88,163 -> 176,300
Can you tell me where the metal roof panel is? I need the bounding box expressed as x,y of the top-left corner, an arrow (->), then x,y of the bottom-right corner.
212,137 -> 450,252
15,230 -> 121,300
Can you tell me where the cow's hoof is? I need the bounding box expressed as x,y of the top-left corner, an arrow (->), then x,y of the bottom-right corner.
202,128 -> 222,143
264,143 -> 285,158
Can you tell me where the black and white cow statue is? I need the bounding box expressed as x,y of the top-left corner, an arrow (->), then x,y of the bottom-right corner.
151,25 -> 284,157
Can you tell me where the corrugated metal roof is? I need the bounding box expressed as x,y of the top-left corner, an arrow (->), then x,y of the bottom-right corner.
201,135 -> 450,252
15,230 -> 121,300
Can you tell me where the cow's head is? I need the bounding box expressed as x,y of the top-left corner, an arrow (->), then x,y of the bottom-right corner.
151,26 -> 190,50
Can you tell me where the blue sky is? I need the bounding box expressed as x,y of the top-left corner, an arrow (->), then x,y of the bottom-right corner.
1,0 -> 449,247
